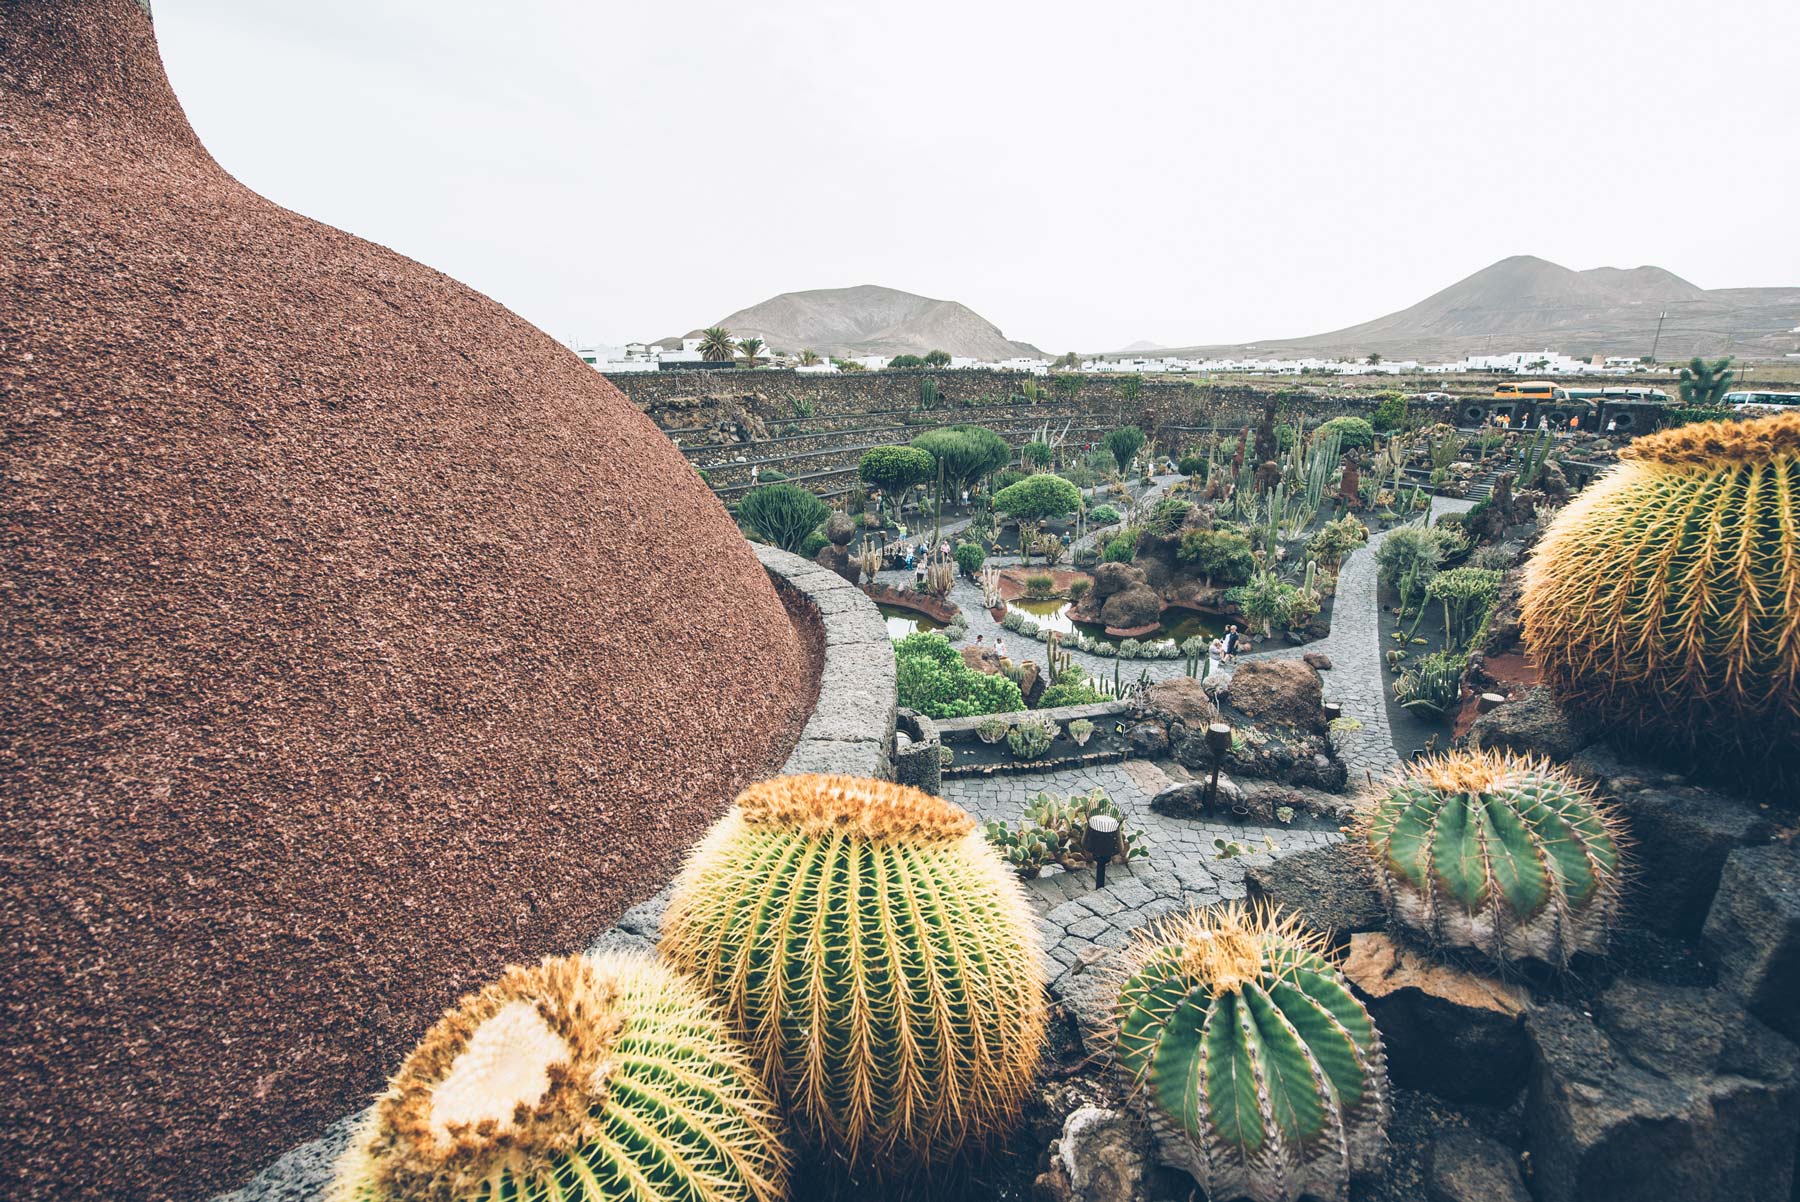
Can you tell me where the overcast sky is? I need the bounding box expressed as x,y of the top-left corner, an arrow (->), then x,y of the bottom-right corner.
156,0 -> 1797,354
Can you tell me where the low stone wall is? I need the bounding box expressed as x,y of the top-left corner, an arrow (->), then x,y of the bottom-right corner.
937,700 -> 1134,778
893,708 -> 943,795
753,544 -> 897,779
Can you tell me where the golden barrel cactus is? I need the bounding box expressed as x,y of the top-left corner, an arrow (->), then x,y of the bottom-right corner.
1521,412 -> 1800,777
1115,903 -> 1389,1202
329,952 -> 787,1202
659,774 -> 1048,1174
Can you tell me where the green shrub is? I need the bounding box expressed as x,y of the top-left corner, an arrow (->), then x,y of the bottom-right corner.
858,444 -> 935,495
798,530 -> 829,558
1087,504 -> 1122,525
895,632 -> 1024,719
1025,573 -> 1056,598
1102,534 -> 1137,563
758,468 -> 789,483
1103,426 -> 1147,474
1370,394 -> 1410,432
1306,514 -> 1370,569
954,541 -> 987,577
1176,528 -> 1254,585
1177,454 -> 1204,476
1068,578 -> 1091,603
738,483 -> 829,552
993,469 -> 1028,493
1144,497 -> 1193,536
994,473 -> 1082,524
1317,415 -> 1375,450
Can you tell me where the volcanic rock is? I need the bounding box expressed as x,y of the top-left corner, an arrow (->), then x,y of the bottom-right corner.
1342,932 -> 1530,1105
1524,981 -> 1800,1202
1224,658 -> 1324,728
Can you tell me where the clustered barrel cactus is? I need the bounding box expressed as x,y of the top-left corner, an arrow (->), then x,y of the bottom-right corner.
1115,903 -> 1388,1202
330,951 -> 787,1202
1521,411 -> 1800,780
660,774 -> 1047,1173
1364,749 -> 1624,969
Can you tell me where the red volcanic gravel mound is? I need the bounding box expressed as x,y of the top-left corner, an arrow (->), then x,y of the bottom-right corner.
0,3 -> 814,1198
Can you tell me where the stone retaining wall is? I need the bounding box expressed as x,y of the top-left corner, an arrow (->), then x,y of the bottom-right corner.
611,369 -> 1417,496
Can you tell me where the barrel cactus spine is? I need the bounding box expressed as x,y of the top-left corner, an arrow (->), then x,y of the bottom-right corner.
1363,749 -> 1625,969
330,952 -> 787,1202
1115,903 -> 1388,1202
1520,411 -> 1800,780
659,773 -> 1047,1174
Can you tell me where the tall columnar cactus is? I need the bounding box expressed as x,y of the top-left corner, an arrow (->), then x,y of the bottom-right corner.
1115,904 -> 1388,1202
1364,749 -> 1624,969
660,774 -> 1047,1174
329,952 -> 787,1202
1520,412 -> 1800,778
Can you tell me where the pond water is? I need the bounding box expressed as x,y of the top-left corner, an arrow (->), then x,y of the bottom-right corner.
1005,597 -> 1227,644
879,604 -> 947,640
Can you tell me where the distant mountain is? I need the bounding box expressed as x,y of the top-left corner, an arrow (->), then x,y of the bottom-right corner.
686,285 -> 1043,360
1114,340 -> 1167,354
1157,256 -> 1800,361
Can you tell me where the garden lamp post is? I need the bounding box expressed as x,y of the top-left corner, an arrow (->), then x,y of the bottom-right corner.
1205,722 -> 1233,811
1323,702 -> 1342,724
1085,814 -> 1122,889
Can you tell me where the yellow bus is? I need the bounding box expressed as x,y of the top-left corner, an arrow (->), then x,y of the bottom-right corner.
1493,380 -> 1565,402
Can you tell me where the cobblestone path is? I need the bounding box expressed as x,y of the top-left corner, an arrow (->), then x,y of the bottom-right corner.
943,759 -> 1342,986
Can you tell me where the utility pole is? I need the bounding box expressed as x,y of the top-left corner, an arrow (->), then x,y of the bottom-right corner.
1649,310 -> 1667,363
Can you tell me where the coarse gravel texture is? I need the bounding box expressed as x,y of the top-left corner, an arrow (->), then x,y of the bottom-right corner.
1,4 -> 812,1199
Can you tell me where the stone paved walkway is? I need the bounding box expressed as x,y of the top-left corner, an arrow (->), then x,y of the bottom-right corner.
942,760 -> 1341,987
1291,497 -> 1473,781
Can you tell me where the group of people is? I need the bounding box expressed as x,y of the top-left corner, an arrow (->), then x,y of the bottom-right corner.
1206,623 -> 1243,675
894,537 -> 953,584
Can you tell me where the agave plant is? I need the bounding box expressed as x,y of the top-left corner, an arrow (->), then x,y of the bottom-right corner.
1364,749 -> 1624,969
659,775 -> 1046,1174
1521,412 -> 1800,780
330,952 -> 787,1202
1115,903 -> 1388,1202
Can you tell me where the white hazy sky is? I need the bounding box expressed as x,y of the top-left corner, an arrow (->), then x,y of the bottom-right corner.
156,0 -> 1798,354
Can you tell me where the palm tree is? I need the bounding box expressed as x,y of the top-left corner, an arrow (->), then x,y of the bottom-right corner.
737,337 -> 765,368
1678,356 -> 1735,406
797,349 -> 821,367
1365,352 -> 1382,366
699,327 -> 735,361
922,349 -> 951,367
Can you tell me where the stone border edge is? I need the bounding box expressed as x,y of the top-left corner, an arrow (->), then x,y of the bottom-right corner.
754,543 -> 896,781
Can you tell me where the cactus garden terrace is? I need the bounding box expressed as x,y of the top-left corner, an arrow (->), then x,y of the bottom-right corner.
6,5 -> 1800,1202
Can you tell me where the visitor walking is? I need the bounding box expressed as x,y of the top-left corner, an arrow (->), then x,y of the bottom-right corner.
1208,637 -> 1226,677
994,636 -> 1008,661
1223,623 -> 1241,662
749,464 -> 759,486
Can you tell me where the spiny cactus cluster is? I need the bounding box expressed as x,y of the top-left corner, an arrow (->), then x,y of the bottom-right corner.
1364,749 -> 1624,969
330,952 -> 787,1202
660,774 -> 1047,1174
1521,411 -> 1800,779
1115,903 -> 1388,1202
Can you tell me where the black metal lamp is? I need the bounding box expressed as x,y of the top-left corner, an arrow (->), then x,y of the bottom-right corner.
1084,814 -> 1122,888
1323,702 -> 1342,723
1204,722 -> 1233,811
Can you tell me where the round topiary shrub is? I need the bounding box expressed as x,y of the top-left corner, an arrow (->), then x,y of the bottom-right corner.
1520,412 -> 1800,780
1116,904 -> 1388,1202
1364,749 -> 1624,969
660,776 -> 1047,1175
1316,416 -> 1375,450
330,952 -> 788,1202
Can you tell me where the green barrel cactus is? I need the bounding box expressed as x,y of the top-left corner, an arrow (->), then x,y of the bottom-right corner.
660,773 -> 1047,1174
329,952 -> 787,1202
1116,903 -> 1388,1202
1364,749 -> 1624,969
1521,410 -> 1800,780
